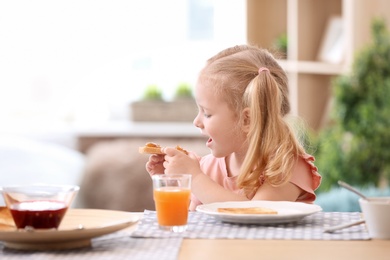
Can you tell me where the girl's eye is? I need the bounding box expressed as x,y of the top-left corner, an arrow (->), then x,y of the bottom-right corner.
198,106 -> 211,118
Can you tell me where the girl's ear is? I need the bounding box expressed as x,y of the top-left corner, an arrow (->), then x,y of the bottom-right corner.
241,107 -> 251,133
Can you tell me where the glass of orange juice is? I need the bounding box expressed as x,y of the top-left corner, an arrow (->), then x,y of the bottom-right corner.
152,174 -> 191,232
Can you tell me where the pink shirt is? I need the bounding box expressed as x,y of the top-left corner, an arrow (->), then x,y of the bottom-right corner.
190,153 -> 322,209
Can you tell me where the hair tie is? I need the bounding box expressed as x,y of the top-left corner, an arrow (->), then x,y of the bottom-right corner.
258,67 -> 269,74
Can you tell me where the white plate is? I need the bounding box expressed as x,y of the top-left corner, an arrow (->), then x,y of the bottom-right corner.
0,208 -> 139,250
196,201 -> 322,224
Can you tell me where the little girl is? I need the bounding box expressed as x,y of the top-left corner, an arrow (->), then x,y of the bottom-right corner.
146,44 -> 321,211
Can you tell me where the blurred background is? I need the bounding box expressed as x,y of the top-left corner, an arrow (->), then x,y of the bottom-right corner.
0,0 -> 245,146
1,0 -> 390,211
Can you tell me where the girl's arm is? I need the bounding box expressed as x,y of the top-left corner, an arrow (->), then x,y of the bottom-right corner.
251,156 -> 310,202
162,147 -> 249,203
191,172 -> 302,204
163,147 -> 304,206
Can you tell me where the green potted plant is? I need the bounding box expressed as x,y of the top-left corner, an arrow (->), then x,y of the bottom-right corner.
314,17 -> 390,193
142,84 -> 163,101
170,82 -> 197,121
273,33 -> 288,59
130,84 -> 166,122
174,82 -> 193,100
130,83 -> 197,122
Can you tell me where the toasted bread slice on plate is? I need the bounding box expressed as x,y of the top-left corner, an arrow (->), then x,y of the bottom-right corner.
217,207 -> 278,215
0,207 -> 15,229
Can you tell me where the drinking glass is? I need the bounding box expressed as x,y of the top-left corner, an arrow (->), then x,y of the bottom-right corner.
152,174 -> 191,232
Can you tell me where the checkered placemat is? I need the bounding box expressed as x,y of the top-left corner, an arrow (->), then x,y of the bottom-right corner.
131,210 -> 370,240
0,231 -> 182,260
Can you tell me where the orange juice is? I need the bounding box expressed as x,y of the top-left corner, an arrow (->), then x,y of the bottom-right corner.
153,187 -> 191,226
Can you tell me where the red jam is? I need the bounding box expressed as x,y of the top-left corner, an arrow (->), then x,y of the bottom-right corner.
9,200 -> 68,229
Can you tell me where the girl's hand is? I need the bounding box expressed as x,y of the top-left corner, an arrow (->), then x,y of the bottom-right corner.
162,147 -> 201,177
145,154 -> 165,176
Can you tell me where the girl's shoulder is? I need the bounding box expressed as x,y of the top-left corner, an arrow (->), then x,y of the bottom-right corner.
290,153 -> 322,202
300,153 -> 321,186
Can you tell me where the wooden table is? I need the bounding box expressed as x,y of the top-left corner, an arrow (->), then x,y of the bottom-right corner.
128,212 -> 389,260
128,210 -> 389,260
179,239 -> 389,259
1,211 -> 389,259
125,212 -> 388,259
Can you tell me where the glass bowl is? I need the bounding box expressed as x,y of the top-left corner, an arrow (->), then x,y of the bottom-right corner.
0,184 -> 79,229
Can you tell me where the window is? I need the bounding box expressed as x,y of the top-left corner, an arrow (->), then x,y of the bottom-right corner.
0,0 -> 246,125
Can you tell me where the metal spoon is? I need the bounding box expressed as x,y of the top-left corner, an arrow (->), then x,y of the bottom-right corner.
324,219 -> 365,233
337,180 -> 368,200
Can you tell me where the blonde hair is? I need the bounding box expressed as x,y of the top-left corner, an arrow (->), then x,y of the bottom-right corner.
198,45 -> 306,196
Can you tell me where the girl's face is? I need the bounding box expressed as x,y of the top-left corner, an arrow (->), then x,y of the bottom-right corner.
193,82 -> 248,158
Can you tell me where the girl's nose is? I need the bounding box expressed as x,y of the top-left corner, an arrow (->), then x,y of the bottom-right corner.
193,114 -> 203,129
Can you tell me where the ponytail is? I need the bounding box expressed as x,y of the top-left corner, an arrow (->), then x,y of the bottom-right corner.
238,67 -> 304,196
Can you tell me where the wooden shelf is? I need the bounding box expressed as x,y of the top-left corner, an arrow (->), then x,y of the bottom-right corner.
247,0 -> 390,131
278,60 -> 346,75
